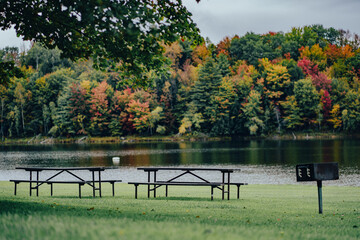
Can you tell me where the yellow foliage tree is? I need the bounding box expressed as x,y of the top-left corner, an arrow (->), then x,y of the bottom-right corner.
299,44 -> 327,70
327,104 -> 342,129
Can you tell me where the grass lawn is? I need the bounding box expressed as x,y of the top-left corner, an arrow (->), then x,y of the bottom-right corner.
0,181 -> 359,240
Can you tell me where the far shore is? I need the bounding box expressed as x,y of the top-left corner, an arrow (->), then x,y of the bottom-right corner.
0,132 -> 357,145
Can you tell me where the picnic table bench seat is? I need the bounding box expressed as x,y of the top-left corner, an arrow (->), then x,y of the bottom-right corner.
128,181 -> 247,200
10,179 -> 122,198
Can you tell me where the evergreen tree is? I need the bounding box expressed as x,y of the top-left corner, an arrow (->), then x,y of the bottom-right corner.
190,57 -> 222,131
48,91 -> 73,137
241,90 -> 264,135
217,53 -> 231,77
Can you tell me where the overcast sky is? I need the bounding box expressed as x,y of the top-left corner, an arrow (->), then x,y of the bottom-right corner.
182,0 -> 360,43
1,0 -> 360,49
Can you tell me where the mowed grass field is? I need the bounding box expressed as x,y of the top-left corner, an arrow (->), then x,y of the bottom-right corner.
0,181 -> 359,240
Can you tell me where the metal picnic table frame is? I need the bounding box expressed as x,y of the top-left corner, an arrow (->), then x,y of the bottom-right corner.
15,167 -> 107,197
137,167 -> 241,200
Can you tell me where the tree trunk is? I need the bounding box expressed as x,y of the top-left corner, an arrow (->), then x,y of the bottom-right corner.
21,103 -> 25,135
0,98 -> 4,141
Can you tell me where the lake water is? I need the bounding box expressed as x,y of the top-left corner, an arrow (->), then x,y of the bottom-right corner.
0,139 -> 359,186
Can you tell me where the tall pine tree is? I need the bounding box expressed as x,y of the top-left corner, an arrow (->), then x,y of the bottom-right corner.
190,57 -> 222,131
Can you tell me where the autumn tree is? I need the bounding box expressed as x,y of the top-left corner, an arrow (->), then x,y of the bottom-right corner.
299,44 -> 327,70
110,88 -> 134,136
88,81 -> 113,136
324,44 -> 354,66
293,78 -> 320,127
327,104 -> 342,130
210,76 -> 237,135
68,83 -> 90,135
127,100 -> 151,134
259,59 -> 291,104
192,43 -> 210,66
164,41 -> 183,69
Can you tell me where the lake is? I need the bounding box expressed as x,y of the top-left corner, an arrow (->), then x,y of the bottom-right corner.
0,139 -> 359,186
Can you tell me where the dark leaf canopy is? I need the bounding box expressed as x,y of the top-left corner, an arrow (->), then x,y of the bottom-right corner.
0,0 -> 200,75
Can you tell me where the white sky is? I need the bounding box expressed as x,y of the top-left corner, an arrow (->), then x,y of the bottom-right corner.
1,0 -> 360,49
0,27 -> 31,50
182,0 -> 360,44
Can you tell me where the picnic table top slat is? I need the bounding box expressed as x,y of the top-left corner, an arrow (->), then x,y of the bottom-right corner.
137,167 -> 240,172
16,167 -> 107,171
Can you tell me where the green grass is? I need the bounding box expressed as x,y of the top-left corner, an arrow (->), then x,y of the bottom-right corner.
0,182 -> 359,240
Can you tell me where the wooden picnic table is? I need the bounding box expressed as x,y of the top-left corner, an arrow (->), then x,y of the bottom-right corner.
12,167 -> 121,198
129,167 -> 247,200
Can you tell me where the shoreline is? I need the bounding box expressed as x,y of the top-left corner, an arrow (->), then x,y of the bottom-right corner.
0,132 -> 357,145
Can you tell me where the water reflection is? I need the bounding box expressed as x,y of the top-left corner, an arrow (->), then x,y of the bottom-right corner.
0,140 -> 359,171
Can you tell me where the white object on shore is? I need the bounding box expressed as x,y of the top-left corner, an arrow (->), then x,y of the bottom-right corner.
112,157 -> 120,164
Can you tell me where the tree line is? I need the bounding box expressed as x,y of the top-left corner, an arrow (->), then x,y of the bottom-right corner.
1,24 -> 360,139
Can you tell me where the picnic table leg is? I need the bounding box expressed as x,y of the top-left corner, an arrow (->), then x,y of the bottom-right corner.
36,171 -> 39,197
112,182 -> 115,196
227,172 -> 230,200
237,185 -> 240,199
222,172 -> 225,200
211,186 -> 214,201
92,171 -> 95,197
153,171 -> 157,198
98,171 -> 102,198
50,183 -> 53,196
135,184 -> 138,199
79,184 -> 82,198
29,171 -> 32,196
147,172 -> 150,198
14,182 -> 18,195
165,185 -> 168,197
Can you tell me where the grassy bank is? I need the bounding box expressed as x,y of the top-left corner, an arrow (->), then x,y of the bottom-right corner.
0,182 -> 359,240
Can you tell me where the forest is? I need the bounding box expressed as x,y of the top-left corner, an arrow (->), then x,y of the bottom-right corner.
1,24 -> 360,139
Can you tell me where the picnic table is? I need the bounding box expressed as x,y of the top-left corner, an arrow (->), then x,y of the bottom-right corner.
128,167 -> 248,200
10,167 -> 122,198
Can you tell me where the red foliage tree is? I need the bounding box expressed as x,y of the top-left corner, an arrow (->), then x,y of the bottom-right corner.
89,81 -> 112,135
111,88 -> 134,134
325,44 -> 355,65
216,36 -> 231,57
297,58 -> 319,77
68,83 -> 89,135
312,73 -> 332,92
321,90 -> 332,119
